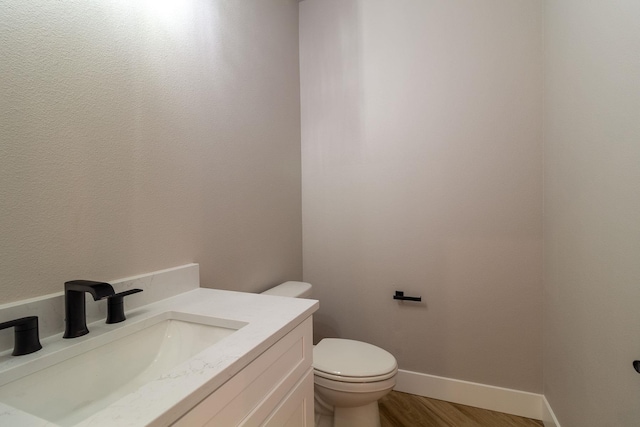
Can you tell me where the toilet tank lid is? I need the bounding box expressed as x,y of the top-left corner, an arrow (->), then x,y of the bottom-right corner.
261,281 -> 312,298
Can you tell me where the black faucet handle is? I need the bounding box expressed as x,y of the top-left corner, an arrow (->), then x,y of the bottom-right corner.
106,289 -> 143,324
0,316 -> 43,356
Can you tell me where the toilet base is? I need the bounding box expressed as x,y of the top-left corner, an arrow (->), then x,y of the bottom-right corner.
313,371 -> 396,427
314,394 -> 381,427
334,402 -> 380,427
315,395 -> 334,427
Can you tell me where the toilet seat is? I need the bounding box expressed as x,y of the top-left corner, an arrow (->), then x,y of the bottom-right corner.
314,368 -> 397,383
314,373 -> 397,393
313,338 -> 398,383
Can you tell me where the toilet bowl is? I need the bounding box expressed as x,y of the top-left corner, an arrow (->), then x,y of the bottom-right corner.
313,338 -> 397,427
261,282 -> 398,427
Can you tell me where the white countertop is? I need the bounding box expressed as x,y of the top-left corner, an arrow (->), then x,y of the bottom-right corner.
0,288 -> 318,427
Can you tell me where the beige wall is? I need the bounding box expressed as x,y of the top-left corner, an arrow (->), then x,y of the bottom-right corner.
543,0 -> 640,425
300,0 -> 543,392
0,0 -> 302,303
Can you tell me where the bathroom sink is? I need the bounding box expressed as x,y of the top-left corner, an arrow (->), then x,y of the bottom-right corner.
0,312 -> 246,426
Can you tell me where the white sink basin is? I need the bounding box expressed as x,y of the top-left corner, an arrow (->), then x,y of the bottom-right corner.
0,312 -> 246,426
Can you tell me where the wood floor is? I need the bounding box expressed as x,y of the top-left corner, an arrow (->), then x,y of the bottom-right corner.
379,391 -> 544,427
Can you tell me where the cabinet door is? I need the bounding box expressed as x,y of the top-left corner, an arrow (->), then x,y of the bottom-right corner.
261,370 -> 314,427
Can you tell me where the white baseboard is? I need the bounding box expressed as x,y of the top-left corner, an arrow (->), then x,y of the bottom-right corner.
394,369 -> 544,421
542,396 -> 561,427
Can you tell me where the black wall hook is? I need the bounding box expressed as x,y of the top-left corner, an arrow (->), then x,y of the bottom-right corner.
393,291 -> 422,302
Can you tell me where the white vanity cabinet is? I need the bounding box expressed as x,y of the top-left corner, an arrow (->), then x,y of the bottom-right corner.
173,316 -> 314,427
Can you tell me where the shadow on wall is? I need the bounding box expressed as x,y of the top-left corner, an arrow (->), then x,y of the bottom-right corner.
313,312 -> 341,345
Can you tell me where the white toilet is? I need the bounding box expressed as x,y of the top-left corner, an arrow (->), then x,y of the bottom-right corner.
262,281 -> 398,427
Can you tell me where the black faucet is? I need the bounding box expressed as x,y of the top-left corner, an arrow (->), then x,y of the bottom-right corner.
63,280 -> 115,338
0,316 -> 42,356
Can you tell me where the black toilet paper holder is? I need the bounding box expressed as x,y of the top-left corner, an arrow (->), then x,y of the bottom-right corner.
393,291 -> 421,302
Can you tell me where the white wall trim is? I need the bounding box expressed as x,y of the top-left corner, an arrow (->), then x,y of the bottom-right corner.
542,396 -> 561,427
394,369 -> 544,420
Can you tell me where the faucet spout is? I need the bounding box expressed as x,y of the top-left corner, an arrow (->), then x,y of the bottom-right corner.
65,280 -> 115,301
63,280 -> 115,339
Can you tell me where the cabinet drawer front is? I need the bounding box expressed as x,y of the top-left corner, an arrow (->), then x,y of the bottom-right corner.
174,317 -> 312,427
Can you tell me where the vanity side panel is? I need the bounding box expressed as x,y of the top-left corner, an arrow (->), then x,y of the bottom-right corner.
262,370 -> 314,427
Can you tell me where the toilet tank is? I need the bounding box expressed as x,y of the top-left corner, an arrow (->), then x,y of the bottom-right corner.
261,281 -> 312,298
